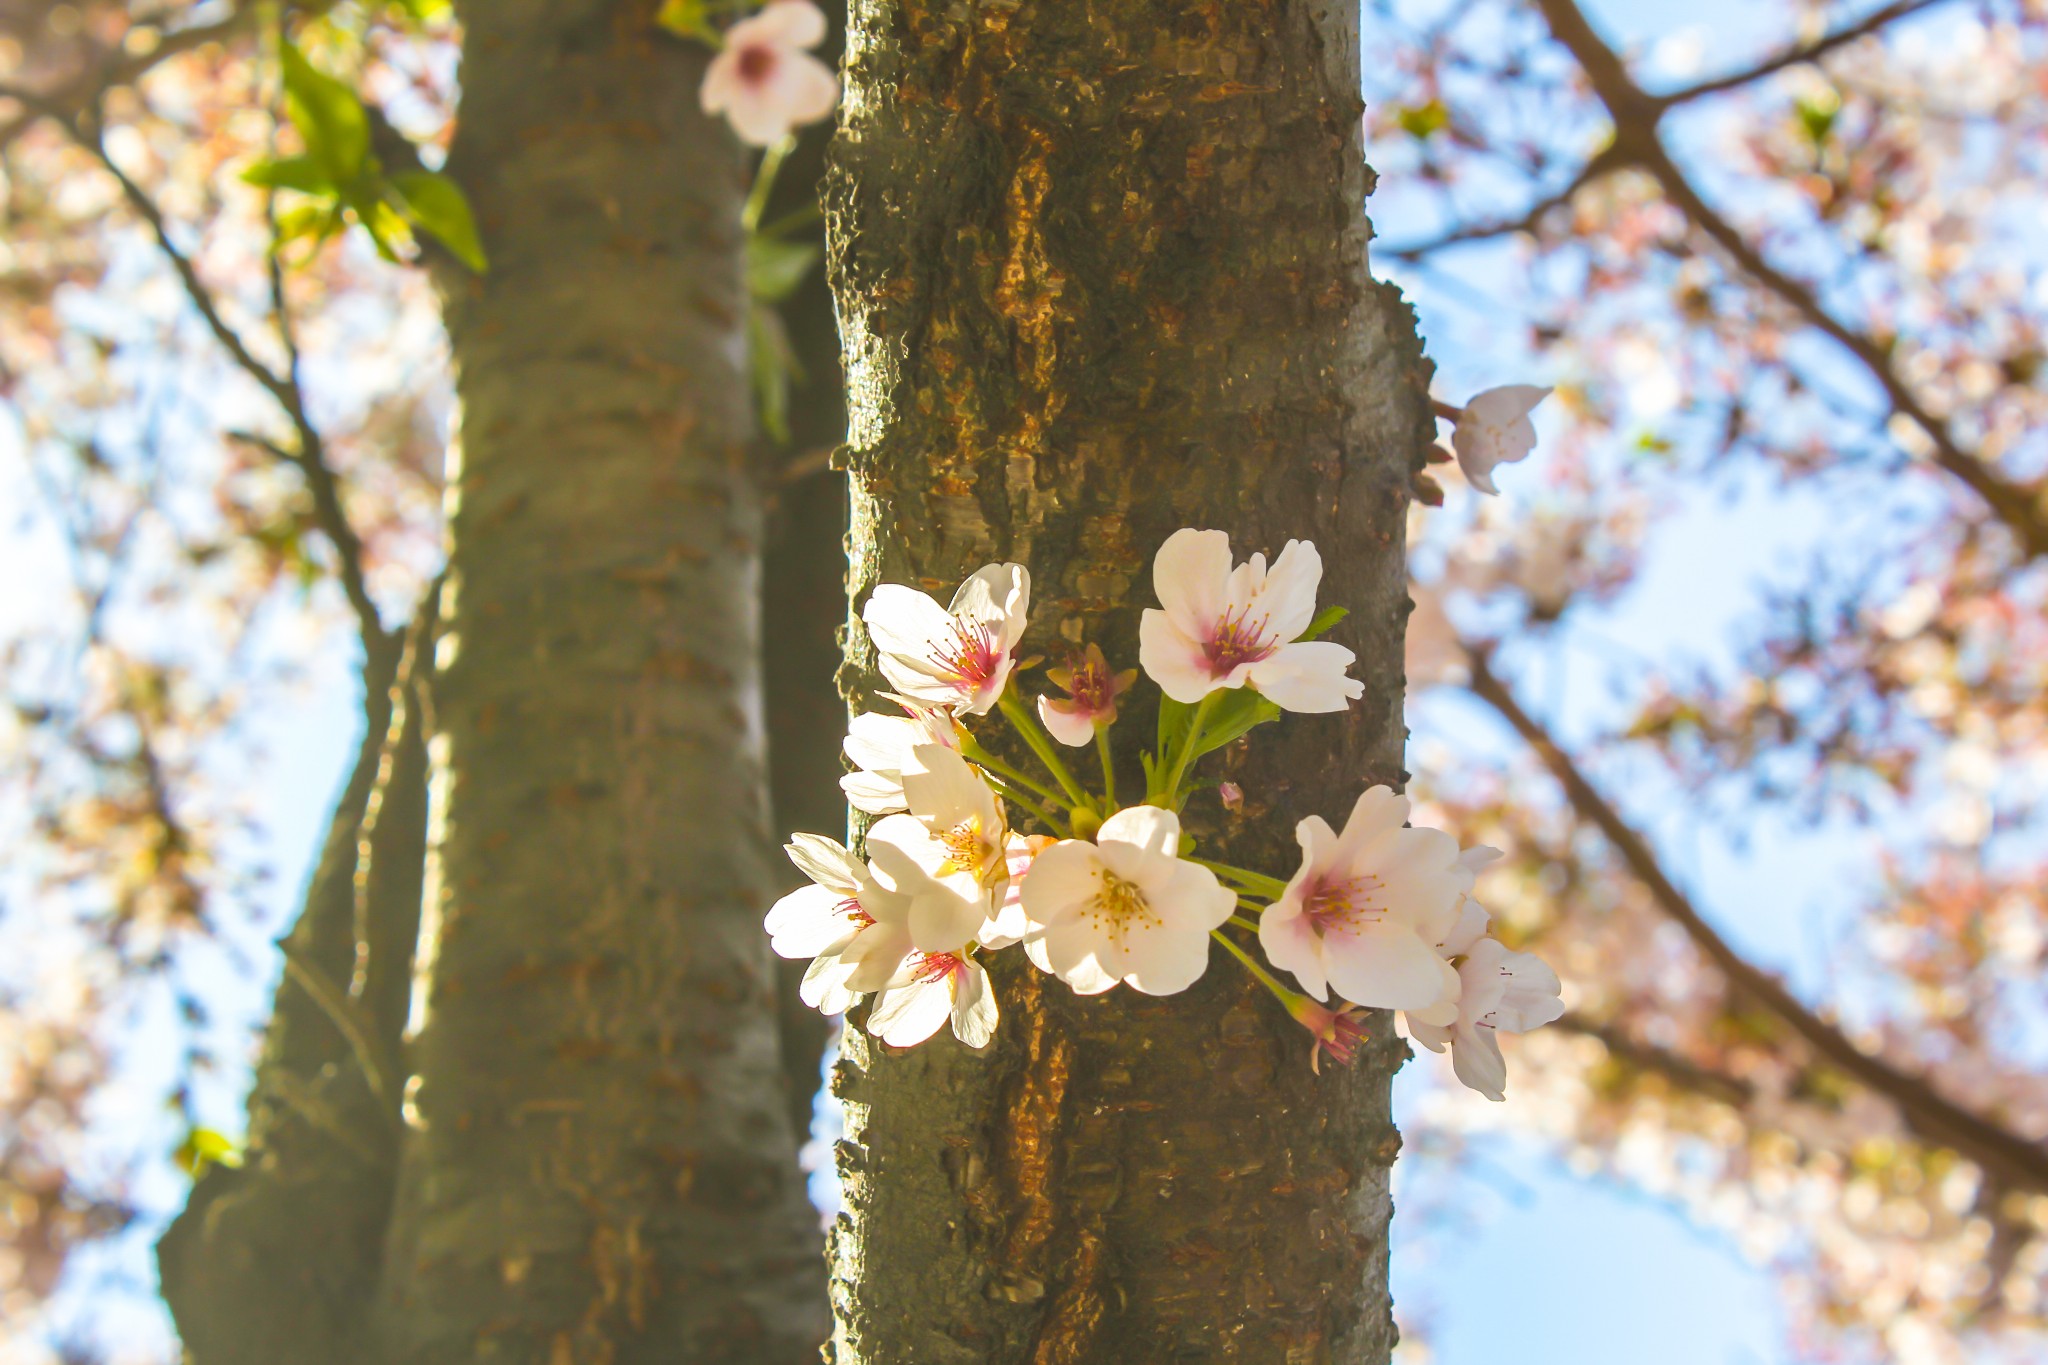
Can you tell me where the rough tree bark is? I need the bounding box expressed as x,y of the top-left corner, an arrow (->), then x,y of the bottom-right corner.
158,633 -> 425,1365
823,0 -> 1429,1361
363,5 -> 828,1362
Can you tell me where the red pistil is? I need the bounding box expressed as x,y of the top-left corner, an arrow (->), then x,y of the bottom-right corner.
736,44 -> 776,84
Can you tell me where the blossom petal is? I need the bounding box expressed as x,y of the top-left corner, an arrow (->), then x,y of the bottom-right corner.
1018,840 -> 1104,925
1258,901 -> 1330,1002
1248,641 -> 1361,713
1258,539 -> 1323,642
1097,805 -> 1181,861
765,883 -> 860,958
1449,1027 -> 1509,1101
948,563 -> 1031,650
1038,696 -> 1096,747
1034,918 -> 1122,994
783,833 -> 864,893
748,0 -> 828,49
951,962 -> 999,1048
1138,609 -> 1223,703
1117,861 -> 1231,995
867,979 -> 952,1047
841,769 -> 906,815
1323,922 -> 1457,1012
1151,528 -> 1234,641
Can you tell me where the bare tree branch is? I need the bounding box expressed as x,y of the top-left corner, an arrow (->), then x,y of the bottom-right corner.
1529,0 -> 2048,558
1383,144 -> 1625,261
1465,645 -> 2048,1198
6,91 -> 395,651
1653,0 -> 1949,109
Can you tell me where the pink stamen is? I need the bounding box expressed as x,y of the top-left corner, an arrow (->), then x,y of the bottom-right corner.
836,897 -> 875,929
1201,605 -> 1278,677
1301,873 -> 1385,935
935,621 -> 1004,692
907,951 -> 966,986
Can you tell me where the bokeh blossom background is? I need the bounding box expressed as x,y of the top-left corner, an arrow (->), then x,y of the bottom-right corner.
3,0 -> 2046,1361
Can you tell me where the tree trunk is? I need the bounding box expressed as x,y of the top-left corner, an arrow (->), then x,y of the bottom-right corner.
367,5 -> 826,1362
158,634 -> 424,1365
823,0 -> 1428,1360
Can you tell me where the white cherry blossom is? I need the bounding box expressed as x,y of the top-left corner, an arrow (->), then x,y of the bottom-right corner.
1450,384 -> 1550,495
1407,938 -> 1564,1101
1019,806 -> 1234,996
764,834 -> 914,1015
840,696 -> 959,815
863,745 -> 1010,949
1257,786 -> 1467,1013
863,563 -> 1031,716
698,0 -> 840,148
865,949 -> 998,1049
1137,528 -> 1361,713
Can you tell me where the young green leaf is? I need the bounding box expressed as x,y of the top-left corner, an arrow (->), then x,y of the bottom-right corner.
1295,604 -> 1348,641
390,169 -> 488,272
241,153 -> 336,196
746,236 -> 820,304
280,43 -> 371,189
748,302 -> 800,444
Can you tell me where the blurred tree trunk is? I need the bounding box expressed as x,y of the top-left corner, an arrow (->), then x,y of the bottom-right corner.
164,4 -> 832,1363
823,0 -> 1427,1361
367,4 -> 826,1362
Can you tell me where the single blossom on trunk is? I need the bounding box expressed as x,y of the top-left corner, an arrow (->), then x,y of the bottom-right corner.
863,563 -> 1031,715
1138,528 -> 1362,712
764,834 -> 915,1015
1449,384 -> 1551,495
840,697 -> 960,815
1019,806 -> 1235,996
1258,786 -> 1470,1013
1037,643 -> 1137,746
865,949 -> 998,1049
1407,937 -> 1565,1101
697,0 -> 840,147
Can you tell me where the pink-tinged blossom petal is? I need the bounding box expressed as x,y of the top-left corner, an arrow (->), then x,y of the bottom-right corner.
1138,527 -> 1359,712
862,565 -> 1030,715
769,834 -> 916,1017
1406,937 -> 1564,1102
1036,644 -> 1136,747
1450,384 -> 1550,495
866,952 -> 997,1048
699,0 -> 838,147
1258,786 -> 1470,1013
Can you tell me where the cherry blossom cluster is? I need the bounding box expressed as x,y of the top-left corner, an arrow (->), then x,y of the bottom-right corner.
768,528 -> 1565,1097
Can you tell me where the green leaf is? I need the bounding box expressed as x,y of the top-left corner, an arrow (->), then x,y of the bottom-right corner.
655,0 -> 720,43
1156,694 -> 1193,757
748,302 -> 799,443
281,42 -> 371,188
173,1127 -> 244,1177
242,153 -> 336,195
275,201 -> 344,246
390,169 -> 488,272
1295,604 -> 1348,641
746,236 -> 820,304
1187,688 -> 1280,763
1396,99 -> 1449,140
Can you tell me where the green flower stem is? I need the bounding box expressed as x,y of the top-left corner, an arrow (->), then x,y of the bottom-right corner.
741,137 -> 791,233
1156,690 -> 1218,807
998,688 -> 1094,812
961,738 -> 1061,805
1189,856 -> 1288,899
1234,898 -> 1265,917
982,776 -> 1068,837
1227,913 -> 1263,933
1094,726 -> 1118,807
1212,929 -> 1299,1006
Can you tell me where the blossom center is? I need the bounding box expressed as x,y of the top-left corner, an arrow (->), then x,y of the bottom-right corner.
935,621 -> 1005,692
735,44 -> 777,85
835,896 -> 875,929
939,816 -> 1001,883
1301,873 -> 1384,935
907,951 -> 966,986
1201,605 -> 1277,677
1085,869 -> 1160,937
